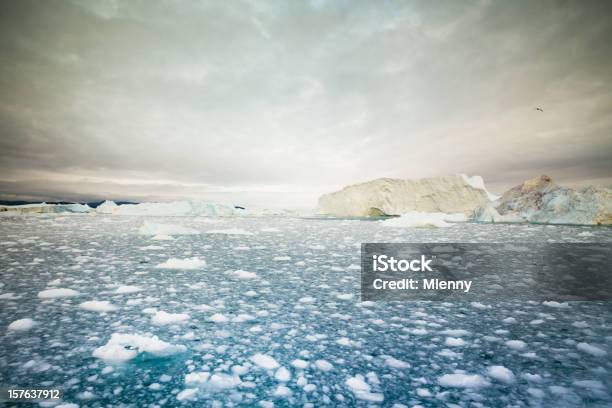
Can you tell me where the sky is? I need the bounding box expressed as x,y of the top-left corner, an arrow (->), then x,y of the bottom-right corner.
1,0 -> 611,208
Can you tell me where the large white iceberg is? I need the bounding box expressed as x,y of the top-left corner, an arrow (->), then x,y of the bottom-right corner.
95,200 -> 235,216
472,175 -> 612,225
0,203 -> 91,215
318,175 -> 492,217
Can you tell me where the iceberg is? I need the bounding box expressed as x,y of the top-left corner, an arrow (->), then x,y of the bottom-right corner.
318,175 -> 492,217
95,200 -> 235,216
472,175 -> 612,225
0,203 -> 91,215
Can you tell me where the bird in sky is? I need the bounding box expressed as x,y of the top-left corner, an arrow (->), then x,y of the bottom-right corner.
536,107 -> 544,112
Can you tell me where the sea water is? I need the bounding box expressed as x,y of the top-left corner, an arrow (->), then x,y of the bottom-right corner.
0,215 -> 610,406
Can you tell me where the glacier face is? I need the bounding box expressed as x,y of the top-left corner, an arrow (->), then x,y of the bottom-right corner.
0,215 -> 610,407
0,203 -> 91,215
318,175 -> 491,217
473,175 -> 612,225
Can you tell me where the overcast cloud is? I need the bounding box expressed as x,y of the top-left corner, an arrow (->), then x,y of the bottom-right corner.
1,0 -> 611,207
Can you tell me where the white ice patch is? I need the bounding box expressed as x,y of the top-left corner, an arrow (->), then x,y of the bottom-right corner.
381,211 -> 466,228
250,353 -> 280,370
209,313 -> 229,323
8,318 -> 35,331
231,270 -> 257,279
93,333 -> 186,364
438,373 -> 490,388
155,257 -> 206,269
487,366 -> 515,383
314,359 -> 334,371
505,340 -> 527,350
79,300 -> 118,312
138,221 -> 199,236
576,342 -> 607,357
115,285 -> 143,294
37,288 -> 80,299
384,357 -> 410,369
345,375 -> 384,402
185,372 -> 241,391
274,367 -> 292,382
151,311 -> 190,325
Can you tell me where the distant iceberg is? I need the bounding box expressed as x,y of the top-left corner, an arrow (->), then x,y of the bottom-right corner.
95,200 -> 235,216
318,175 -> 493,217
472,175 -> 612,225
0,202 -> 91,215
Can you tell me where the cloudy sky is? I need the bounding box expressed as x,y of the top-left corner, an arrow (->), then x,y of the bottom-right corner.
1,0 -> 611,208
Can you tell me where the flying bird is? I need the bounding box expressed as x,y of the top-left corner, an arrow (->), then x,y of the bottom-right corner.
536,107 -> 544,112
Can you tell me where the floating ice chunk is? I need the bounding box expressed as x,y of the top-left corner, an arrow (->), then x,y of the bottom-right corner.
275,367 -> 292,382
185,372 -> 241,391
576,342 -> 607,357
445,337 -> 466,347
38,288 -> 80,299
291,359 -> 308,369
230,270 -> 257,279
384,357 -> 410,369
251,354 -> 280,370
93,333 -> 186,364
79,301 -> 118,312
273,385 -> 292,397
416,388 -> 432,397
155,257 -> 206,269
209,313 -> 229,323
138,221 -> 199,236
345,376 -> 384,402
8,318 -> 34,331
505,340 -> 527,350
336,337 -> 354,347
487,366 -> 515,383
314,359 -> 334,371
438,373 -> 490,388
273,256 -> 291,261
55,404 -> 79,408
572,380 -> 606,392
176,388 -> 198,401
298,296 -> 315,303
115,285 -> 143,294
437,349 -> 462,358
152,311 -> 190,325
336,293 -> 354,300
527,388 -> 545,398
382,211 -> 466,228
185,372 -> 210,384
207,373 -> 242,390
207,228 -> 254,235
441,329 -> 471,337
542,301 -> 570,308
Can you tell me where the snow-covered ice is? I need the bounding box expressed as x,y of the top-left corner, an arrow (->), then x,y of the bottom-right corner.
155,257 -> 206,269
0,215 -> 611,406
8,318 -> 35,331
78,300 -> 118,312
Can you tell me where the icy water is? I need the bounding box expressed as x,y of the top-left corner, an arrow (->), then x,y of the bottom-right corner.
0,215 -> 611,407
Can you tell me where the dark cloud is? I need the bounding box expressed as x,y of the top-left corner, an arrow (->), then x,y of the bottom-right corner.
0,0 -> 611,206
